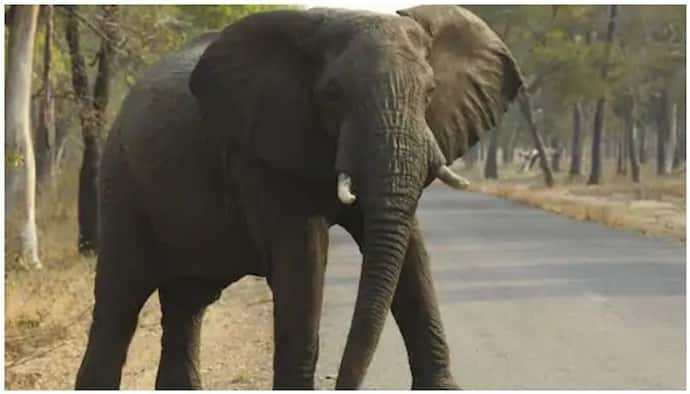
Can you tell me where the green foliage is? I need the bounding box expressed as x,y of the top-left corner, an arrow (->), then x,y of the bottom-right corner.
14,5 -> 687,165
20,5 -> 289,156
471,5 -> 685,147
6,151 -> 25,168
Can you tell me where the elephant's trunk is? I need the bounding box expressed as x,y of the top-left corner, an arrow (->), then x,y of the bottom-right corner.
335,132 -> 423,389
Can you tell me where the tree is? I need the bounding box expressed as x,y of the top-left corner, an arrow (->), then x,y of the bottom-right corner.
34,5 -> 58,192
518,93 -> 555,187
569,100 -> 583,176
64,5 -> 120,254
617,128 -> 628,175
588,5 -> 619,185
502,125 -> 518,165
623,93 -> 641,182
673,93 -> 685,169
484,126 -> 501,179
639,124 -> 648,164
6,5 -> 42,269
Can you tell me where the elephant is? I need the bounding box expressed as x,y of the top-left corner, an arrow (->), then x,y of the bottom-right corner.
75,5 -> 523,390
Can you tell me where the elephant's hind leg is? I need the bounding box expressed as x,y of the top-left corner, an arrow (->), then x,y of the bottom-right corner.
75,209 -> 158,389
155,278 -> 223,389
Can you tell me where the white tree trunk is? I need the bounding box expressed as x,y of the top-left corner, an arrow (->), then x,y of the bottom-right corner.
6,5 -> 41,269
663,102 -> 678,174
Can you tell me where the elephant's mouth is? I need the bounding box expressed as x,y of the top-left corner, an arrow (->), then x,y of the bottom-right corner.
336,164 -> 469,205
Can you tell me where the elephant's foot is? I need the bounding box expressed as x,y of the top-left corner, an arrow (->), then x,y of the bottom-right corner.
411,369 -> 460,390
272,374 -> 315,390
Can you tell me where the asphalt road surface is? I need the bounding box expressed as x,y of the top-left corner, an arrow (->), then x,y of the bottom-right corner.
316,184 -> 686,389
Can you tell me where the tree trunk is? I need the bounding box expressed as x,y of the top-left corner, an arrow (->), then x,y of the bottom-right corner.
550,136 -> 562,172
656,93 -> 666,175
518,93 -> 554,187
66,5 -> 119,254
639,123 -> 647,164
34,5 -> 57,193
569,100 -> 582,176
66,5 -> 97,254
503,126 -> 518,165
664,102 -> 677,174
6,6 -> 42,269
674,93 -> 685,169
625,95 -> 641,183
65,5 -> 118,254
588,98 -> 606,184
656,86 -> 677,176
617,130 -> 628,175
588,5 -> 618,185
484,126 -> 500,179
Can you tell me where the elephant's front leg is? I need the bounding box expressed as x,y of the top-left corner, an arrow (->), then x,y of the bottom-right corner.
338,213 -> 457,389
267,217 -> 328,389
391,221 -> 458,389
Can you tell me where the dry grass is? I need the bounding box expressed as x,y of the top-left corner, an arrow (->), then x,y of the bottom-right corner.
5,170 -> 274,389
461,159 -> 685,242
5,169 -> 97,387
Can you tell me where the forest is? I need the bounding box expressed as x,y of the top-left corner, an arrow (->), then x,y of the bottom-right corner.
4,5 -> 686,389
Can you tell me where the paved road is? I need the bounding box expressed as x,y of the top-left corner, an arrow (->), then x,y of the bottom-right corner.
316,184 -> 686,389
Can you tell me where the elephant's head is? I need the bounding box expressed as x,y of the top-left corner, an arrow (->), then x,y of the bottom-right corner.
189,6 -> 522,388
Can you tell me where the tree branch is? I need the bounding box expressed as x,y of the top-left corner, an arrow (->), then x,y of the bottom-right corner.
56,6 -> 127,57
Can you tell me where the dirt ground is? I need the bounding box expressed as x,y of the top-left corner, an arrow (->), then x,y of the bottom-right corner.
5,187 -> 275,389
6,169 -> 278,390
456,159 -> 685,242
6,269 -> 274,390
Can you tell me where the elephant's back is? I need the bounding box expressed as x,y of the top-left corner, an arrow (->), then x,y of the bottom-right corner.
101,32 -> 254,276
105,32 -> 220,195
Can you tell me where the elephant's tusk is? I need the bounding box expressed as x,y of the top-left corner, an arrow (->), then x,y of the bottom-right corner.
436,165 -> 470,190
337,173 -> 357,205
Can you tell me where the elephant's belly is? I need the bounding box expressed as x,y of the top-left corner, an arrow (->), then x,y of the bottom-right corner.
147,191 -> 264,282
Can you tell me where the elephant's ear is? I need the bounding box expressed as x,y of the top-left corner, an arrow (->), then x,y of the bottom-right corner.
397,5 -> 524,162
189,10 -> 334,179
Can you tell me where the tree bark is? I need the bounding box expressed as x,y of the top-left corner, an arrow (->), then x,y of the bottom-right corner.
664,102 -> 677,174
656,92 -> 666,175
625,95 -> 641,183
550,136 -> 562,172
569,100 -> 583,176
518,93 -> 554,187
617,130 -> 628,175
673,104 -> 685,169
588,5 -> 618,185
484,126 -> 500,179
66,5 -> 119,254
588,98 -> 606,184
503,126 -> 518,165
674,92 -> 686,169
34,5 -> 57,193
639,123 -> 647,164
656,86 -> 677,176
6,6 -> 42,269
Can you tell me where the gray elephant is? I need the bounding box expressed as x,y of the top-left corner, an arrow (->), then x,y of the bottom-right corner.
75,5 -> 523,390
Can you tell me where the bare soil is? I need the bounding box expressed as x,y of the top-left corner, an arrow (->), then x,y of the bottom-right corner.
6,267 -> 275,390
6,180 -> 275,389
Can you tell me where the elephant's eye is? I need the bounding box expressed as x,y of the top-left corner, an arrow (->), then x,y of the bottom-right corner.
425,83 -> 436,104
